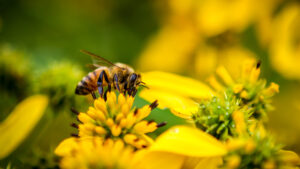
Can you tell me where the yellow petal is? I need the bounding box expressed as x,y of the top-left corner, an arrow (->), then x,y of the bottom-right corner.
54,137 -> 78,156
137,24 -> 197,73
139,89 -> 198,119
216,66 -> 234,85
136,151 -> 185,169
269,4 -> 300,80
142,71 -> 214,99
207,76 -> 224,92
150,126 -> 227,157
0,95 -> 48,159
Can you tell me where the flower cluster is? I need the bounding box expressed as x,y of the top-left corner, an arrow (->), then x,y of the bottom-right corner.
73,92 -> 164,149
207,61 -> 279,121
54,91 -> 166,168
55,137 -> 138,169
224,132 -> 299,169
138,61 -> 299,169
190,60 -> 279,142
192,95 -> 250,140
190,61 -> 295,168
52,59 -> 299,169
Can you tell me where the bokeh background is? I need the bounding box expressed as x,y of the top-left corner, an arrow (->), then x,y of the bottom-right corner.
0,0 -> 300,168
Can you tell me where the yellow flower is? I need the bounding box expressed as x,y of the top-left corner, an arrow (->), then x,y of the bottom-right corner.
208,60 -> 279,121
73,92 -> 165,149
166,0 -> 256,36
55,137 -> 140,169
0,95 -> 48,159
254,0 -> 283,47
269,4 -> 300,80
140,59 -> 278,121
55,126 -> 226,169
138,0 -> 257,76
139,61 -> 279,142
194,0 -> 255,36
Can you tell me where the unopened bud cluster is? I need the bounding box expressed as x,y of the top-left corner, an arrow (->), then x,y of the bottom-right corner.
74,92 -> 164,149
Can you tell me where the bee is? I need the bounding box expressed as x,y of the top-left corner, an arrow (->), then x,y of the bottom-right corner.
75,50 -> 145,98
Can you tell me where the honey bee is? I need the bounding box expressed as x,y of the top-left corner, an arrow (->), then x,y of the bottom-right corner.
75,50 -> 145,98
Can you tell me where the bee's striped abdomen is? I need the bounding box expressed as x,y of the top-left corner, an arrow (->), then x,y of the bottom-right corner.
75,67 -> 108,95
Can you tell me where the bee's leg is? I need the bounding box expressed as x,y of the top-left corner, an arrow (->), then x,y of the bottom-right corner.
97,70 -> 109,97
132,88 -> 137,97
104,71 -> 112,92
91,92 -> 97,100
124,81 -> 128,95
113,74 -> 120,92
103,89 -> 109,101
128,87 -> 133,96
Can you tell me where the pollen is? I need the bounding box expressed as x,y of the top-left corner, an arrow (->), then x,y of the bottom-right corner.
74,92 -> 164,149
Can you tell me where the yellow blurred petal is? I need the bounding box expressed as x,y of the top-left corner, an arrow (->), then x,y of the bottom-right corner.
142,71 -> 214,99
226,139 -> 246,151
194,47 -> 218,78
219,47 -> 256,80
150,126 -> 227,157
0,95 -> 48,159
168,0 -> 194,16
279,150 -> 300,165
270,4 -> 300,79
216,66 -> 234,85
139,89 -> 198,119
138,24 -> 197,73
136,151 -> 185,169
196,0 -> 255,36
255,0 -> 282,47
54,137 -> 78,157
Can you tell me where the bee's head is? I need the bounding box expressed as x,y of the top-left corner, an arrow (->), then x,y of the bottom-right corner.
128,73 -> 147,89
128,73 -> 141,87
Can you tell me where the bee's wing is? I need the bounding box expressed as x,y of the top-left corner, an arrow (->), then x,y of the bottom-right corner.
86,63 -> 102,70
80,49 -> 124,69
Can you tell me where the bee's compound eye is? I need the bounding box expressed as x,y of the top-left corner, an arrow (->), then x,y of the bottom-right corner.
129,73 -> 137,82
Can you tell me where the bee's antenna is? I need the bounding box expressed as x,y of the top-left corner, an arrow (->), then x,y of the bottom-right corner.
139,85 -> 149,89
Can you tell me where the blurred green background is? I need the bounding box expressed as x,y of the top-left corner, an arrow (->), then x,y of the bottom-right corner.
1,0 -> 300,168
